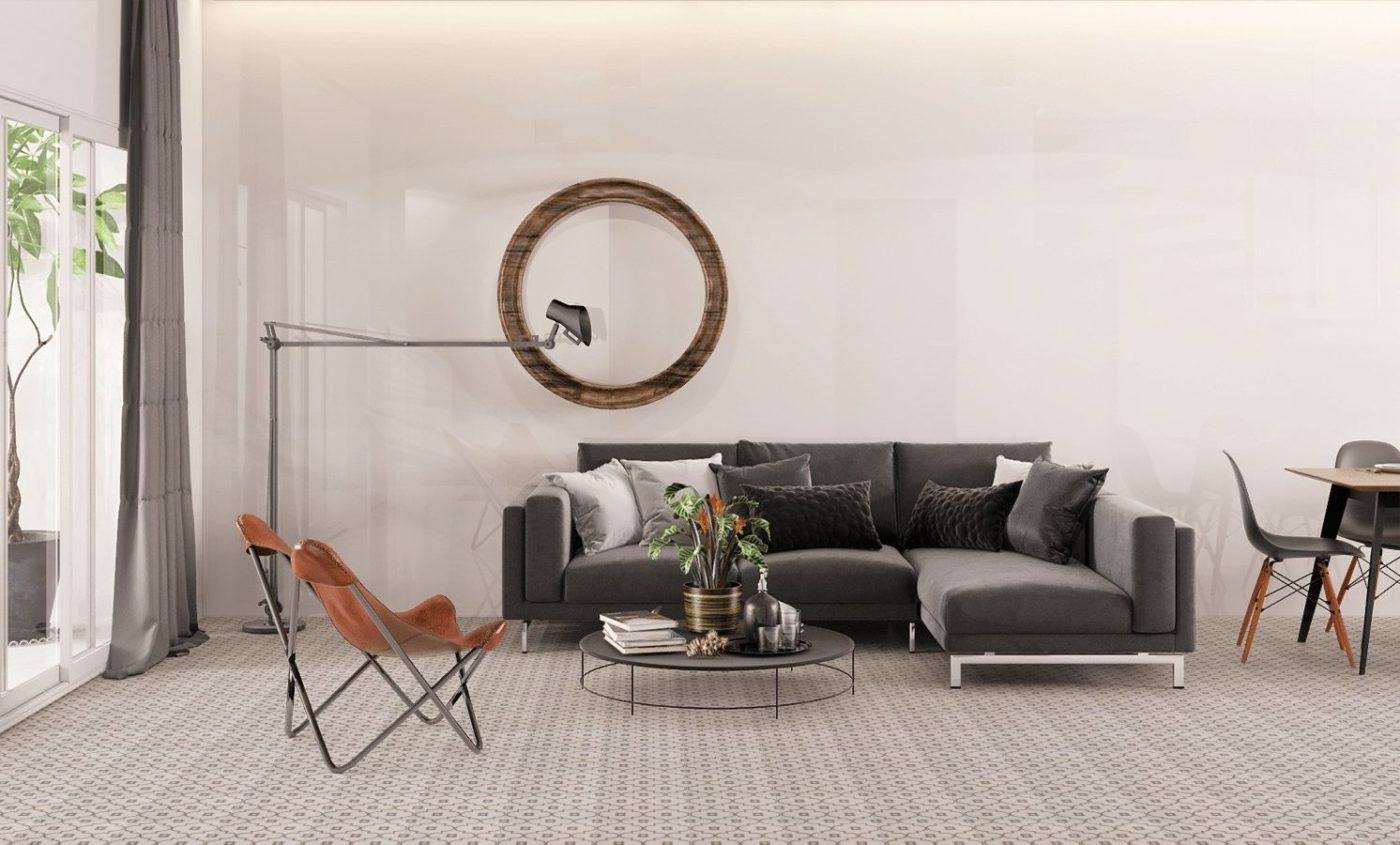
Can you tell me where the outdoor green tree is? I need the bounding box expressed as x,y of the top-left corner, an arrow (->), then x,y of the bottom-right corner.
5,124 -> 126,541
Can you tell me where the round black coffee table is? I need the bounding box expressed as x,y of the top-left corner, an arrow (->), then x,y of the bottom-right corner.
578,626 -> 855,718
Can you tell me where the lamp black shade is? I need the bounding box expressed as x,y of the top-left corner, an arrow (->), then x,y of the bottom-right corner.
547,299 -> 592,346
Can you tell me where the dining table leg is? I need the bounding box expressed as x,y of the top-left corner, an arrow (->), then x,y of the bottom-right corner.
1358,492 -> 1393,675
1299,484 -> 1349,642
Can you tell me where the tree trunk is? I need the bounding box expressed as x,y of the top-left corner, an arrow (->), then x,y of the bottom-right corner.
7,385 -> 20,542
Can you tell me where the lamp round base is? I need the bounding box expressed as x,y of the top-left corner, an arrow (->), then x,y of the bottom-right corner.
241,618 -> 306,635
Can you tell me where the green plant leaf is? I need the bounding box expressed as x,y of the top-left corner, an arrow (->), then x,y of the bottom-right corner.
646,524 -> 687,559
71,247 -> 87,275
16,211 -> 42,258
93,250 -> 124,279
44,260 -> 59,326
95,209 -> 116,251
737,537 -> 767,568
744,516 -> 772,538
96,184 -> 127,208
678,545 -> 700,575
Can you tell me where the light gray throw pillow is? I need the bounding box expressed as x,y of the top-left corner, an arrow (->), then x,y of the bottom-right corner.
1005,459 -> 1108,564
622,454 -> 722,542
710,454 -> 812,502
545,459 -> 642,555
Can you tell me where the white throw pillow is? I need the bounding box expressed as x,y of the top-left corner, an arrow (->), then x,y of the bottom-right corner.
993,455 -> 1035,485
545,460 -> 642,555
622,454 -> 722,542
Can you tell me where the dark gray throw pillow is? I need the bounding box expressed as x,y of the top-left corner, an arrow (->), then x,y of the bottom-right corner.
902,481 -> 1022,552
741,481 -> 882,553
1006,460 -> 1108,564
711,454 -> 812,503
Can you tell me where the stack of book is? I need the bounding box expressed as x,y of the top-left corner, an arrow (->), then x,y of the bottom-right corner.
601,610 -> 687,654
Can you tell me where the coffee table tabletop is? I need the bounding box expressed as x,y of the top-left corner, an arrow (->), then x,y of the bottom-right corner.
578,625 -> 855,717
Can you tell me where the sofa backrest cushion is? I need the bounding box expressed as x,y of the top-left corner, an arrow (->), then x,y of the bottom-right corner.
893,442 -> 1052,538
738,441 -> 897,543
577,442 -> 736,473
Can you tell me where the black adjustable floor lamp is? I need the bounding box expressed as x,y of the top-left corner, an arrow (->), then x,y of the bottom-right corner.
243,300 -> 593,634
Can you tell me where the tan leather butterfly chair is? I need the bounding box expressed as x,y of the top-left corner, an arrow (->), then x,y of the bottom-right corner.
235,515 -> 507,773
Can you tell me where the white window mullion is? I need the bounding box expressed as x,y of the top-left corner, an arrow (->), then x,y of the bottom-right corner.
56,116 -> 74,677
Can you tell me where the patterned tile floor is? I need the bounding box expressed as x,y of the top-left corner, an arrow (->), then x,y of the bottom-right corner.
1,615 -> 1398,844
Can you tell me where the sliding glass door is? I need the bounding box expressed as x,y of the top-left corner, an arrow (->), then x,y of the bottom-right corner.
1,96 -> 125,721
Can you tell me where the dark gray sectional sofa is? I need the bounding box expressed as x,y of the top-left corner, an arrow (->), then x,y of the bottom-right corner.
502,441 -> 1195,687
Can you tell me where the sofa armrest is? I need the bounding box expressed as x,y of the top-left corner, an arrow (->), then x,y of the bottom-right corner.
503,482 -> 570,614
502,486 -> 528,616
525,484 -> 574,602
1080,493 -> 1192,637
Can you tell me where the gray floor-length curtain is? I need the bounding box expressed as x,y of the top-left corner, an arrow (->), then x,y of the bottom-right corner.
105,0 -> 206,679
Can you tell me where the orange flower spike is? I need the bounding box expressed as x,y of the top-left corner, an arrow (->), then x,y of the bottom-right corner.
735,516 -> 747,533
708,492 -> 725,515
696,510 -> 709,533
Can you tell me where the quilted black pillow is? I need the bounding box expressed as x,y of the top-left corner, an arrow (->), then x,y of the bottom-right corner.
901,481 -> 1022,552
741,481 -> 882,553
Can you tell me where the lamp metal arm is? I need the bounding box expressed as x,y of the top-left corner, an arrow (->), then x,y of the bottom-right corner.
260,320 -> 558,351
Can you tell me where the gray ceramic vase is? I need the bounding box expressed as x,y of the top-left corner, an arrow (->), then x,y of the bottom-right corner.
741,570 -> 783,643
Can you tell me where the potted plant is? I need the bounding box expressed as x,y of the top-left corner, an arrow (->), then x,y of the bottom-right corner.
5,124 -> 125,641
647,484 -> 770,632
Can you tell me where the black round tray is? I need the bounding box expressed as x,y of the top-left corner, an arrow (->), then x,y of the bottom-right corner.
724,639 -> 811,657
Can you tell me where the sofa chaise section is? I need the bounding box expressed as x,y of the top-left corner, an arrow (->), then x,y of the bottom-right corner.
912,492 -> 1195,688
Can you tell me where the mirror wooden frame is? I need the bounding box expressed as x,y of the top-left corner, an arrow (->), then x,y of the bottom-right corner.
497,178 -> 727,409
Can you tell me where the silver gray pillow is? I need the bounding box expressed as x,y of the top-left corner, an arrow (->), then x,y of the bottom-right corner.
544,460 -> 643,555
622,454 -> 722,542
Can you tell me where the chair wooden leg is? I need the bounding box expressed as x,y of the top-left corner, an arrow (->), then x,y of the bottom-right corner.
1238,559 -> 1270,647
1321,564 -> 1357,669
1241,561 -> 1271,663
1326,556 -> 1359,634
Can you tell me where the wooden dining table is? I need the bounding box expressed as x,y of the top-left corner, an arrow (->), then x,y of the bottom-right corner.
1285,467 -> 1399,674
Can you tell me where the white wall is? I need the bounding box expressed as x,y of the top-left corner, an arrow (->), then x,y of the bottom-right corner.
0,0 -> 121,127
200,0 -> 1400,620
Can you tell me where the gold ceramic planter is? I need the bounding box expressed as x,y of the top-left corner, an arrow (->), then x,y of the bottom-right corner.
681,582 -> 742,633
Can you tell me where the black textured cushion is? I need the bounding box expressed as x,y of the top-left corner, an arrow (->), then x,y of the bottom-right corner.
711,454 -> 812,503
742,481 -> 883,553
901,481 -> 1022,552
1006,460 -> 1109,564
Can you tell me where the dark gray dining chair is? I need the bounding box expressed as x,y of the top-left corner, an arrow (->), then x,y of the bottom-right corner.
1224,452 -> 1358,667
1331,440 -> 1400,632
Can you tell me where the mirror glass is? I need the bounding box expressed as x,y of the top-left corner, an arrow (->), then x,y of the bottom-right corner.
524,203 -> 704,385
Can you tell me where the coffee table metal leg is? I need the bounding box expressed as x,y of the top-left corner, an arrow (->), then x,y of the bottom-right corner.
774,668 -> 779,719
630,666 -> 635,715
852,648 -> 856,696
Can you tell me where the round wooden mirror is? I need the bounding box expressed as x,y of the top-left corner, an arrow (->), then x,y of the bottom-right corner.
497,179 -> 727,409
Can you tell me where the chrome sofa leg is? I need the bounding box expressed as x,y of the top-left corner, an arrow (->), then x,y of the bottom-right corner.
948,652 -> 1186,689
908,622 -> 916,653
521,620 -> 531,654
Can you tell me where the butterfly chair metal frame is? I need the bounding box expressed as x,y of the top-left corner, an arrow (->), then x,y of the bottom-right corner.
236,516 -> 504,773
1224,453 -> 1358,668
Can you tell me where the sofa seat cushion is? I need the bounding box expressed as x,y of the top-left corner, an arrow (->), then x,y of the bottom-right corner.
563,547 -> 757,604
907,547 -> 1131,635
755,545 -> 915,605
